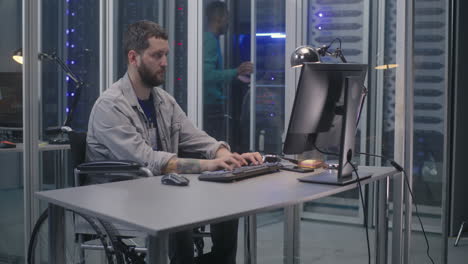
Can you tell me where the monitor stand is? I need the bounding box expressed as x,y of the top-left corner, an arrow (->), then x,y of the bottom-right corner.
298,170 -> 372,186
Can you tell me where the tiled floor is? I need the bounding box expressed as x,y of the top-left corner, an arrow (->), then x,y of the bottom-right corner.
236,215 -> 468,264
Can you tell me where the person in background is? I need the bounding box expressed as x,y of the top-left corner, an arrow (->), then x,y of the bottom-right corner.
203,1 -> 254,142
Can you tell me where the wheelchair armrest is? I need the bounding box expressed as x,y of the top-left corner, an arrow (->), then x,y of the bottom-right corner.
77,160 -> 144,172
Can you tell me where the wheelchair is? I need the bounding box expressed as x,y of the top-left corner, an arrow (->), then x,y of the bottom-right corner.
27,131 -> 210,264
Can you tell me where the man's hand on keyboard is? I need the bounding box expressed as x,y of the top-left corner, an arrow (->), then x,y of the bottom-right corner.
240,152 -> 263,166
201,152 -> 263,171
201,152 -> 248,171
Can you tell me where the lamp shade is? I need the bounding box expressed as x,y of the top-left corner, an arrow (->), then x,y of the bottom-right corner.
290,45 -> 320,68
12,48 -> 23,64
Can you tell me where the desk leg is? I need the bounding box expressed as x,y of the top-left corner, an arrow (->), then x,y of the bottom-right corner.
375,177 -> 389,264
392,172 -> 404,264
284,205 -> 300,264
48,204 -> 65,264
244,215 -> 257,264
148,232 -> 168,264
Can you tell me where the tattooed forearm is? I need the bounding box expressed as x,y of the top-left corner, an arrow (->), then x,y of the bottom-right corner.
163,157 -> 202,174
176,159 -> 202,174
162,157 -> 178,174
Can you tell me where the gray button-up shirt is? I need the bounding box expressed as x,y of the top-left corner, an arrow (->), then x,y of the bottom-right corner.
86,73 -> 229,175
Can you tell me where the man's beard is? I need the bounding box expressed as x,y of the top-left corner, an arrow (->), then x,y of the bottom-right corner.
137,61 -> 165,87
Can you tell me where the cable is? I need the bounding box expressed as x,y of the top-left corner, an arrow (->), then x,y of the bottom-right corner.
349,161 -> 371,264
305,143 -> 434,263
402,169 -> 436,264
311,142 -> 371,263
357,151 -> 436,264
319,38 -> 347,63
325,38 -> 342,51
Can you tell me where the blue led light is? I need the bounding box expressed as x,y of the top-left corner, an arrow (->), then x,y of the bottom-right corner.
66,107 -> 70,113
71,44 -> 75,48
318,12 -> 323,17
70,60 -> 75,65
71,28 -> 75,33
71,12 -> 75,16
66,42 -> 70,47
71,92 -> 75,96
66,29 -> 70,34
255,33 -> 286,38
317,26 -> 322,30
66,76 -> 70,81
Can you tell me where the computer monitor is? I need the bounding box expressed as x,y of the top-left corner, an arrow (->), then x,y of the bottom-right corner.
283,63 -> 370,185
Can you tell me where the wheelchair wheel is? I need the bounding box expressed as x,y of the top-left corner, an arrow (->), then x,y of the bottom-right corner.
98,220 -> 147,264
27,209 -> 125,264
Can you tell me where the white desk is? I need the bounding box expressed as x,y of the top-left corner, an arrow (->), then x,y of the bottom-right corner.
0,143 -> 70,153
36,166 -> 398,264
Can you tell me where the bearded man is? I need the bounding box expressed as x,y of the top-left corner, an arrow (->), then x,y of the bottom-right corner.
86,20 -> 262,264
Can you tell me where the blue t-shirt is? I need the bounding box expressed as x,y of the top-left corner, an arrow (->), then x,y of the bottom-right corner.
137,94 -> 160,150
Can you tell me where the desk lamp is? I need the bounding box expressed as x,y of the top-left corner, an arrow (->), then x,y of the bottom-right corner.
291,39 -> 347,67
12,48 -> 85,144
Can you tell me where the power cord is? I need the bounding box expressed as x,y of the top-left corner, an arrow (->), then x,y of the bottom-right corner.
349,162 -> 371,264
312,144 -> 371,264
357,152 -> 436,264
311,144 -> 436,264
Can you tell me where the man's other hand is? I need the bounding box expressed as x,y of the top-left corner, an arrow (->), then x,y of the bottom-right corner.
240,152 -> 263,166
237,62 -> 254,76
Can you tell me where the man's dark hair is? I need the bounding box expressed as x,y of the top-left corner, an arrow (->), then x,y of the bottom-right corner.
205,1 -> 228,23
123,20 -> 168,62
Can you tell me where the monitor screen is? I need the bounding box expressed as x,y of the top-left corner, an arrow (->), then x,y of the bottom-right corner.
0,72 -> 22,128
283,63 -> 368,185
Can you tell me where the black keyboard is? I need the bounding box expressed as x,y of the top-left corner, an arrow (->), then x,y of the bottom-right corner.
198,162 -> 281,182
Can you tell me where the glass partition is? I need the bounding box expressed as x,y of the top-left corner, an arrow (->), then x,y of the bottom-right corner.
253,0 -> 286,155
201,0 -> 285,154
409,0 -> 448,262
374,0 -> 448,262
39,0 -> 100,189
42,0 -> 100,135
253,2 -> 286,263
302,0 -> 370,223
0,1 -> 24,262
33,2 -> 102,261
202,0 -> 251,147
299,0 -> 449,262
201,0 -> 286,262
375,0 -> 448,262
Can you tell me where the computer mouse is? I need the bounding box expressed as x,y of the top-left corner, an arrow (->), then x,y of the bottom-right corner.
0,141 -> 16,149
161,173 -> 190,186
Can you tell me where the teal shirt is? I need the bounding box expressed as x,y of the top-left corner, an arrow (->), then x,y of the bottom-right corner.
203,31 -> 237,104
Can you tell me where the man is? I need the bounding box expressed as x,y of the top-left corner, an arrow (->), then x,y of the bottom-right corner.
203,1 -> 254,141
87,20 -> 262,264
